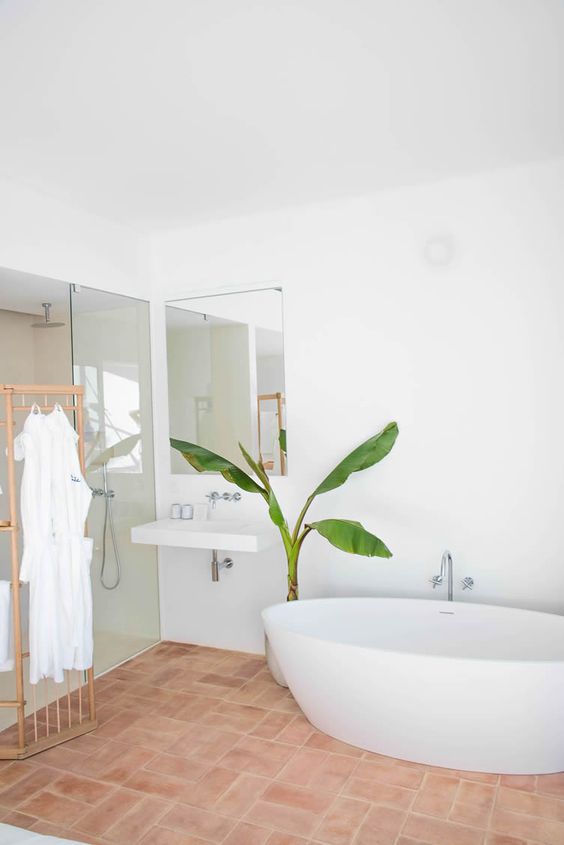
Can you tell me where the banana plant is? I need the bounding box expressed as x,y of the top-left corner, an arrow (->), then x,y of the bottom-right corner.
170,421 -> 398,601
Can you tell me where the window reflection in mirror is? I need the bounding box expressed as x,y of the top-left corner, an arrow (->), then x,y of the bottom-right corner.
166,288 -> 287,476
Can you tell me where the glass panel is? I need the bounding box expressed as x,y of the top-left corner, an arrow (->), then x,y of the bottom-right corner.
71,287 -> 160,673
167,288 -> 287,475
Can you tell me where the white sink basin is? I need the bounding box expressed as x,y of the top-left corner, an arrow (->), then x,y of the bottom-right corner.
131,518 -> 278,553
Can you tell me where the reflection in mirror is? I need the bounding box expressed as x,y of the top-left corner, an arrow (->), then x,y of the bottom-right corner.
166,288 -> 287,475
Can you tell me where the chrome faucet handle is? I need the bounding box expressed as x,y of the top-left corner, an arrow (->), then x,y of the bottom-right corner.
461,577 -> 474,590
221,492 -> 242,502
430,575 -> 443,588
206,492 -> 222,509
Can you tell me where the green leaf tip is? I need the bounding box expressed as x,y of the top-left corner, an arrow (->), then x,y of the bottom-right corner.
309,518 -> 392,558
313,421 -> 399,497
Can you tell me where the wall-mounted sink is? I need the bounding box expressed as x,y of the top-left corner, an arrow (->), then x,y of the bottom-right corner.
131,518 -> 278,553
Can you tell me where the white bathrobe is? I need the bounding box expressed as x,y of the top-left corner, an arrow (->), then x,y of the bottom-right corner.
14,405 -> 93,684
14,406 -> 53,585
14,407 -> 61,684
46,406 -> 93,674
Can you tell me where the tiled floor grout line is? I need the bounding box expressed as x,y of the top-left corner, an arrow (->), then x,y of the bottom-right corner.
222,734 -> 307,840
391,772 -> 420,845
491,780 -> 564,843
450,774 -> 463,820
307,754 -> 364,843
91,786 -> 171,845
479,779 -> 497,839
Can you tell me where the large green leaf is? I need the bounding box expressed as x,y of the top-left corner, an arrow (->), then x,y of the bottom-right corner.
309,519 -> 392,558
313,422 -> 399,496
170,438 -> 266,496
279,429 -> 287,454
268,489 -> 286,528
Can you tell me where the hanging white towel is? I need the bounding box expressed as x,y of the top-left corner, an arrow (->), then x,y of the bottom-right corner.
0,581 -> 14,671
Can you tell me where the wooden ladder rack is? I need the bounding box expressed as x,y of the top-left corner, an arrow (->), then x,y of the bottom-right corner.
0,384 -> 96,759
257,391 -> 286,475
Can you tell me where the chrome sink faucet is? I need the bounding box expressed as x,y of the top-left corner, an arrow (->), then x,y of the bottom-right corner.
206,491 -> 242,509
430,550 -> 474,601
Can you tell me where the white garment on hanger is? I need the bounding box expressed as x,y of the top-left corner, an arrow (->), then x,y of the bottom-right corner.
14,404 -> 53,584
14,405 -> 93,684
14,406 -> 61,684
0,581 -> 14,671
46,405 -> 93,674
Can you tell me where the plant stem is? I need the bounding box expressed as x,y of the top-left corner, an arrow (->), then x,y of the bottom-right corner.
287,578 -> 298,601
285,525 -> 313,601
286,539 -> 301,601
291,494 -> 315,545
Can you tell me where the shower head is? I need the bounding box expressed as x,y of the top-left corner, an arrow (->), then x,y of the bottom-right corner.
31,302 -> 65,329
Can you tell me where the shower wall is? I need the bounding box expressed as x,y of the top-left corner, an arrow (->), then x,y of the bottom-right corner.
0,306 -> 71,384
71,288 -> 159,673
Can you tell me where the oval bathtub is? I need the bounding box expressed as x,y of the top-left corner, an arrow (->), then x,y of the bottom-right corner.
262,597 -> 564,774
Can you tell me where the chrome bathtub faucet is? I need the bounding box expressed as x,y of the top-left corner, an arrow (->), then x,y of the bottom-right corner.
206,491 -> 242,509
430,551 -> 474,601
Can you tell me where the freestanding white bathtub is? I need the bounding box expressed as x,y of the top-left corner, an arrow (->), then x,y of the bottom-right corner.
262,597 -> 564,774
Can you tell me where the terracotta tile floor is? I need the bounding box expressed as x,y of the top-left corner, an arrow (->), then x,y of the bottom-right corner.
1,641 -> 564,845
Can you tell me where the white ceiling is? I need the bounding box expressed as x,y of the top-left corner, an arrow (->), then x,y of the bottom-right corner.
0,0 -> 562,230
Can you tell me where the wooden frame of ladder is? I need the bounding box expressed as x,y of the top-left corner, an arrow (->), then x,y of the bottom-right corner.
257,391 -> 286,475
0,384 -> 97,759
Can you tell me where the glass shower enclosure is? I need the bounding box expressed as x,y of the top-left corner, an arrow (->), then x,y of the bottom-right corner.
0,267 -> 160,684
71,286 -> 160,673
0,269 -> 160,732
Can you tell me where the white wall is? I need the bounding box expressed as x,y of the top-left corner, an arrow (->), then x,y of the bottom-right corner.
0,177 -> 149,298
150,156 -> 564,653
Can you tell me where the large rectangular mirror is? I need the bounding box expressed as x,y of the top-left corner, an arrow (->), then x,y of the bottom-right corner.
166,287 -> 287,475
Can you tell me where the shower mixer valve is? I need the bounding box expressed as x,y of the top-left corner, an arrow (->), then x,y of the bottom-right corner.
90,486 -> 115,498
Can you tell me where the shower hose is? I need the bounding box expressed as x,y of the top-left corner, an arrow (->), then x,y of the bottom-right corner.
98,462 -> 122,590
